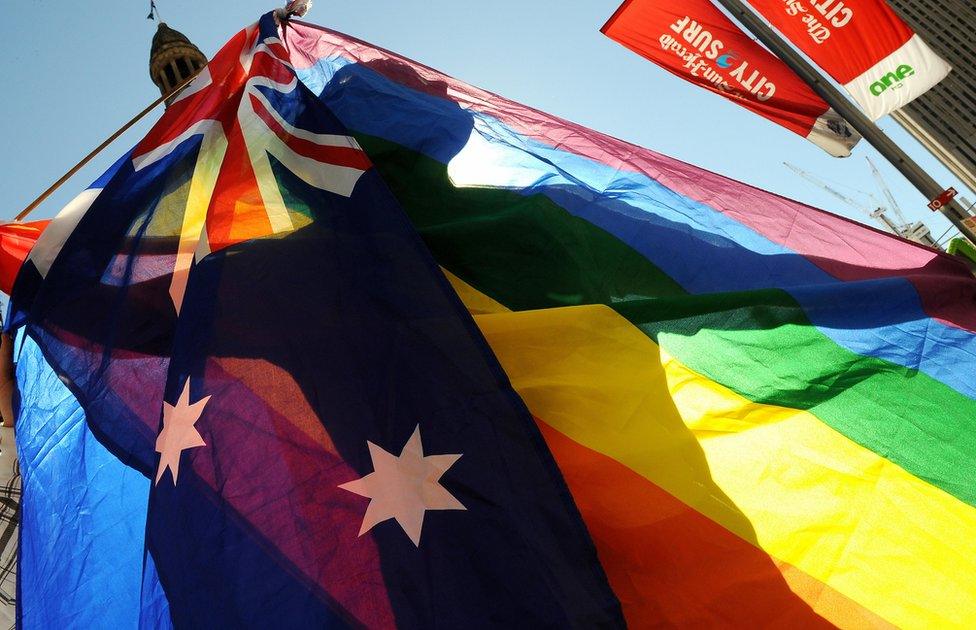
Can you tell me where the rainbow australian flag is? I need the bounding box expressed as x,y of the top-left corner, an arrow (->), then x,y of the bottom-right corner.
12,12 -> 976,628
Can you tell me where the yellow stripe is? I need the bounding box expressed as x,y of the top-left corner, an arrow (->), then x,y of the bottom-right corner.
441,268 -> 511,315
169,127 -> 227,312
472,303 -> 976,628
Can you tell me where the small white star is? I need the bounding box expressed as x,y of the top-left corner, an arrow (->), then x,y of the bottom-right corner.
339,425 -> 465,546
155,378 -> 210,486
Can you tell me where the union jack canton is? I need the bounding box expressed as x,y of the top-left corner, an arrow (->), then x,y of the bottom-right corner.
133,16 -> 372,312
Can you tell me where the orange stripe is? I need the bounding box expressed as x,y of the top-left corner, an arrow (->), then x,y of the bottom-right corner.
536,421 -> 894,629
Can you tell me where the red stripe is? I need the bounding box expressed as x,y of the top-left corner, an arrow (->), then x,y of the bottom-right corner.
536,419 -> 893,628
0,220 -> 49,294
249,94 -> 373,171
198,357 -> 396,627
204,120 -> 272,252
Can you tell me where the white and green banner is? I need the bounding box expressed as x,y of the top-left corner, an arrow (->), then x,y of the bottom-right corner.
746,0 -> 951,120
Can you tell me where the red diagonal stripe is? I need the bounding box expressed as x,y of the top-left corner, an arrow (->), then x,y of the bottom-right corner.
535,420 -> 895,628
249,93 -> 373,171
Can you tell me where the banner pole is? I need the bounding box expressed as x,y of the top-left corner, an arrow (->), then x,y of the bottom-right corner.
711,0 -> 976,247
11,71 -> 200,223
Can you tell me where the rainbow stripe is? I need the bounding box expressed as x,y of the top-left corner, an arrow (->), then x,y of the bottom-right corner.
286,21 -> 976,627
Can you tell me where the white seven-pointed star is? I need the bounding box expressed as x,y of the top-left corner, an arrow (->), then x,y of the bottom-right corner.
154,378 -> 211,486
339,425 -> 465,546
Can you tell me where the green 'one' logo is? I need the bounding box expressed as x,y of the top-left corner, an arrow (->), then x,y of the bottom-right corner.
870,64 -> 915,96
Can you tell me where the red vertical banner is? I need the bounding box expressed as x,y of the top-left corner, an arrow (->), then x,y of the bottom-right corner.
602,0 -> 860,156
745,0 -> 950,120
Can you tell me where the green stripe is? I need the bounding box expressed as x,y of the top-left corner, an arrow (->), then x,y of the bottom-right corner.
357,134 -> 976,507
357,139 -> 686,306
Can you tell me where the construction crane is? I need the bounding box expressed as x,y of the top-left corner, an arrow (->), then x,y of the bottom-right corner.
867,157 -> 909,227
784,161 -> 939,247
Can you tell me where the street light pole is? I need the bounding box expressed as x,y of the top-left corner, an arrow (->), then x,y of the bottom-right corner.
712,0 -> 976,246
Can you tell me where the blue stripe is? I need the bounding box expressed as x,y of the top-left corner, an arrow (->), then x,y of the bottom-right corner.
16,333 -> 170,628
299,59 -> 976,399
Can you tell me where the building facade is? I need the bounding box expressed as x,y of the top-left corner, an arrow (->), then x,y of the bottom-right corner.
887,0 -> 976,194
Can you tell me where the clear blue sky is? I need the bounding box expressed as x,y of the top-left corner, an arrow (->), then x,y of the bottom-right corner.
1,0 -> 969,244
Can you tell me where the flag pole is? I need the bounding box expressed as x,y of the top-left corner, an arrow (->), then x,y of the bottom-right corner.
11,71 -> 199,223
711,0 -> 976,248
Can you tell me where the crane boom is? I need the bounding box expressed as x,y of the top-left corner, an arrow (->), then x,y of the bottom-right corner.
866,157 -> 909,226
783,162 -> 875,218
784,162 -> 938,247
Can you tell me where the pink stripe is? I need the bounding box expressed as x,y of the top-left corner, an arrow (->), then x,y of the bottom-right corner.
286,22 -> 976,332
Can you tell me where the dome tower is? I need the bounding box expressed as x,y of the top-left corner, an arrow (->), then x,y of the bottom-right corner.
149,23 -> 207,106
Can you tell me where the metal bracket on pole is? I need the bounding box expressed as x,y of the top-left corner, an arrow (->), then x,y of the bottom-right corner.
711,0 -> 976,248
